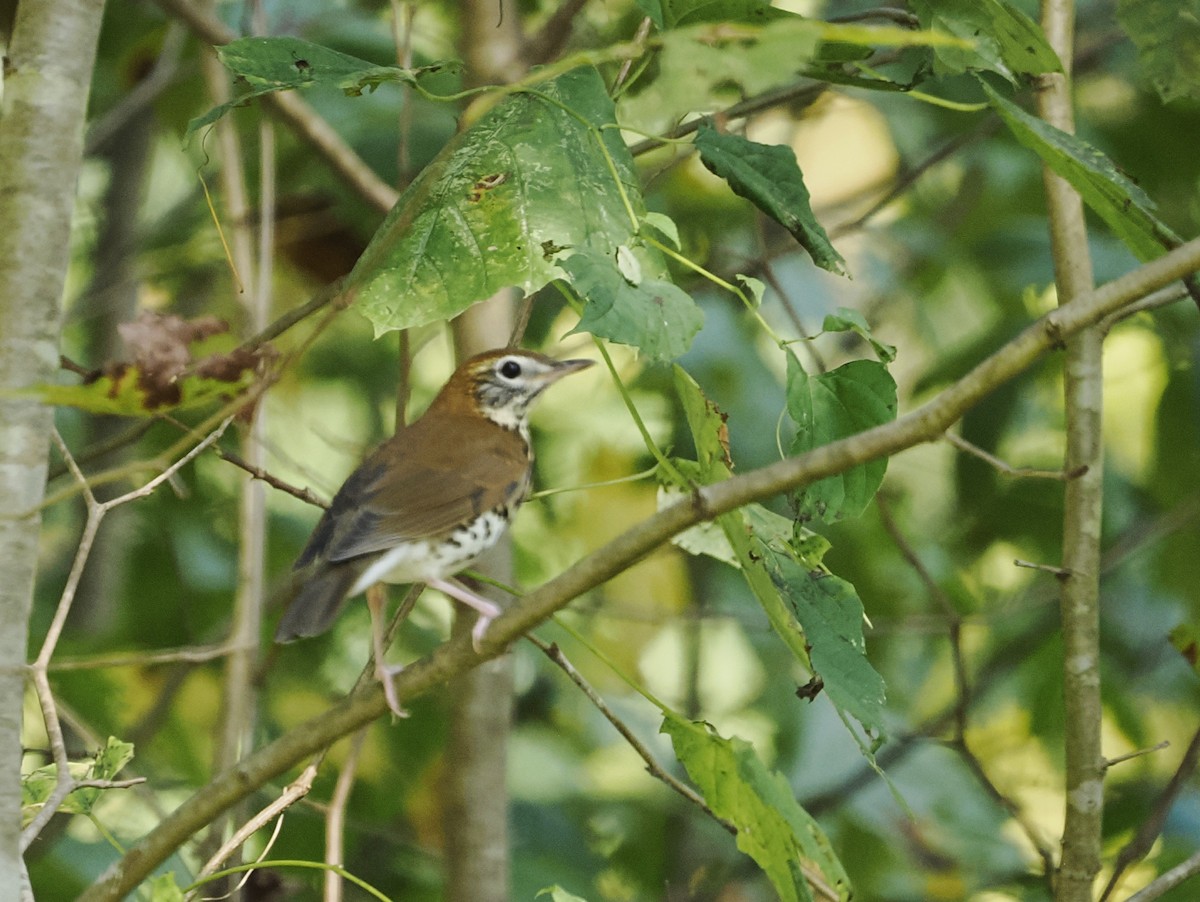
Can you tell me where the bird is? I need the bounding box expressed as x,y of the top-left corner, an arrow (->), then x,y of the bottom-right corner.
275,348 -> 593,716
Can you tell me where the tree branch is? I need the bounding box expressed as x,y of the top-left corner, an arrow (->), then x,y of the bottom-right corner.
1037,2 -> 1105,897
78,235 -> 1200,901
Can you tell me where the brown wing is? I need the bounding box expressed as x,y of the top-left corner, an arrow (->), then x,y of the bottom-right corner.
299,413 -> 530,567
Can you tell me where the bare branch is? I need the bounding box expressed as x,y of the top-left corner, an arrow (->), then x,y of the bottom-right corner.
945,431 -> 1084,481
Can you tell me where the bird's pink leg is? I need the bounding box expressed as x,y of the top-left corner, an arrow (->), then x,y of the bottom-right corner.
427,578 -> 501,652
366,584 -> 408,718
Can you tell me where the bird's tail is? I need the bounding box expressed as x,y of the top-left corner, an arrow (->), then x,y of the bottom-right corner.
274,561 -> 365,642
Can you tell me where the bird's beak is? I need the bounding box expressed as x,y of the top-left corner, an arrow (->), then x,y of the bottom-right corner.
541,358 -> 594,384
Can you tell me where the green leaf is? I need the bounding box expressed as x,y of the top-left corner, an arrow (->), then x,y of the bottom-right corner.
22,368 -> 254,417
694,125 -> 846,275
661,712 -> 851,902
669,369 -> 813,669
669,368 -> 883,742
786,352 -> 896,523
351,67 -> 659,335
757,540 -> 887,735
189,36 -> 452,134
146,873 -> 186,902
821,307 -> 896,362
618,18 -> 968,133
1118,0 -> 1200,103
22,737 -> 135,826
910,0 -> 1062,79
563,250 -> 703,362
983,82 -> 1183,262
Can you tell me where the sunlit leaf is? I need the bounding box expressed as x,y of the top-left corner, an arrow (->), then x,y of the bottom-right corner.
661,712 -> 851,901
787,352 -> 896,523
910,0 -> 1061,79
984,82 -> 1183,262
695,125 -> 846,275
1118,0 -> 1200,103
619,18 -> 969,133
563,250 -> 703,361
351,67 -> 658,335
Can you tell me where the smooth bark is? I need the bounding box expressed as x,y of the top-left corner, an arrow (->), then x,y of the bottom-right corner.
0,0 -> 106,895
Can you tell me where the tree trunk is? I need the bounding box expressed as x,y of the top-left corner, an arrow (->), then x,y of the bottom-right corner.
0,0 -> 106,894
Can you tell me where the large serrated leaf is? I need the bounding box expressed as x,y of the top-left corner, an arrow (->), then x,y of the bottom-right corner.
1118,0 -> 1200,104
563,250 -> 703,362
695,125 -> 846,276
351,67 -> 653,335
787,352 -> 896,523
984,82 -> 1183,262
661,713 -> 851,902
910,0 -> 1061,80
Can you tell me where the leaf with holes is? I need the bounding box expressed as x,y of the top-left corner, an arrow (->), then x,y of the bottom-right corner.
351,67 -> 667,335
189,36 -> 453,134
695,125 -> 845,275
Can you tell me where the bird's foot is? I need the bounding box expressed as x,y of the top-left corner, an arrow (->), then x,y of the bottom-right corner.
428,578 -> 502,654
376,660 -> 409,719
470,610 -> 495,654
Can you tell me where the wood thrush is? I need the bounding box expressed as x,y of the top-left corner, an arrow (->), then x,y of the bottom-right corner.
275,348 -> 593,715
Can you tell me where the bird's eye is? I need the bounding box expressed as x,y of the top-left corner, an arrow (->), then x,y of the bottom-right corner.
499,359 -> 522,379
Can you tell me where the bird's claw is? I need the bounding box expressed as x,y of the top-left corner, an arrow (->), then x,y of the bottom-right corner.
376,661 -> 409,718
471,610 -> 496,654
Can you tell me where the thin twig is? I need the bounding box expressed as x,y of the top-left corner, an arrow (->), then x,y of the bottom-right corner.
191,763 -> 318,889
531,636 -> 840,901
1014,559 -> 1073,579
214,447 -> 329,508
529,635 -> 732,830
1125,848 -> 1200,902
1103,740 -> 1170,771
945,431 -> 1082,481
829,121 -> 998,240
48,642 -> 249,671
1101,728 -> 1200,900
324,730 -> 368,902
22,423 -> 230,851
951,737 -> 1058,882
